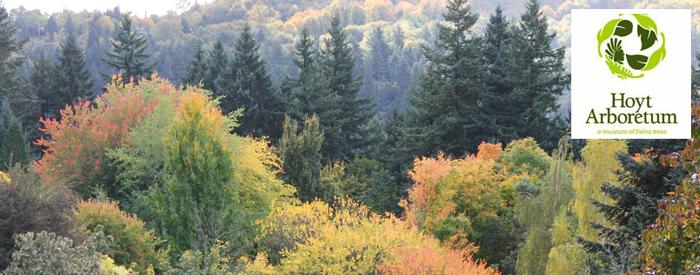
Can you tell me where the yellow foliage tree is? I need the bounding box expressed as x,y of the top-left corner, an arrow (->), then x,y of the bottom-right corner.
572,140 -> 627,242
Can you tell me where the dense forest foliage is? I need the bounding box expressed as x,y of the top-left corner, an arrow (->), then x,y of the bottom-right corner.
1,0 -> 700,274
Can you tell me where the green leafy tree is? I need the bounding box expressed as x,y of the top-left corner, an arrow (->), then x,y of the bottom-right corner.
53,32 -> 93,113
404,0 -> 491,157
218,24 -> 282,139
505,0 -> 568,150
104,15 -> 153,84
149,92 -> 238,254
278,114 -> 324,202
320,13 -> 375,161
515,137 -> 575,275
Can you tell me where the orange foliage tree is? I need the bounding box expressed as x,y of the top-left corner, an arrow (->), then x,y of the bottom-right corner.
402,142 -> 515,265
379,246 -> 500,275
34,76 -> 176,197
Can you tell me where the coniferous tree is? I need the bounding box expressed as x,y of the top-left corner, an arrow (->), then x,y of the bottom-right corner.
320,13 -> 375,161
278,114 -> 324,202
484,7 -> 517,143
53,32 -> 93,116
29,54 -> 55,118
85,14 -> 106,91
0,100 -> 30,168
218,24 -> 283,139
104,15 -> 153,84
282,29 -> 330,122
0,4 -> 30,120
380,109 -> 411,199
206,40 -> 227,92
505,0 -> 568,150
364,27 -> 401,116
183,43 -> 207,86
404,0 -> 490,157
582,153 -> 685,272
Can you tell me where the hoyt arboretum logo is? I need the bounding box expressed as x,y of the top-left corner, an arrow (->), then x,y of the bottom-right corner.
597,14 -> 666,79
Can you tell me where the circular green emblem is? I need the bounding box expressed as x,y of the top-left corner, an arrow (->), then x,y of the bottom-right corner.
596,14 -> 666,79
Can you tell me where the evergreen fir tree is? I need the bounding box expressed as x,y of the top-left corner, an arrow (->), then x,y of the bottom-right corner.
0,100 -> 30,169
206,40 -> 228,92
320,13 -> 375,161
380,109 -> 411,197
183,43 -> 207,86
282,28 -> 330,121
103,14 -> 153,84
218,24 -> 282,139
582,153 -> 685,272
505,0 -> 568,150
484,6 -> 517,143
403,0 -> 490,157
53,32 -> 93,116
29,53 -> 55,118
278,114 -> 324,202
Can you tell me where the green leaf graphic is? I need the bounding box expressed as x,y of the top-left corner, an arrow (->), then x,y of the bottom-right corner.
643,32 -> 666,71
613,20 -> 633,36
597,19 -> 621,57
605,38 -> 625,64
633,14 -> 658,32
637,25 -> 657,51
626,54 -> 649,70
606,58 -> 643,79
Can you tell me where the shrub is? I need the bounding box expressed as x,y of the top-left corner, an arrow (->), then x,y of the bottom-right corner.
0,165 -> 76,269
73,200 -> 167,273
4,230 -> 106,274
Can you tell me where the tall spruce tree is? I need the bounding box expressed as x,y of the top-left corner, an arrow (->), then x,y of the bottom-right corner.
278,114 -> 324,202
104,15 -> 153,84
183,43 -> 207,86
582,153 -> 685,272
404,0 -> 490,157
29,54 -> 55,118
281,29 -> 337,148
282,29 -> 331,121
484,7 -> 517,143
53,32 -> 93,115
505,0 -> 568,150
206,40 -> 228,92
320,13 -> 375,161
218,24 -> 282,139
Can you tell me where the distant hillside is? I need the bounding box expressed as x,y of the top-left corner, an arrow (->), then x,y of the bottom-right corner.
9,0 -> 700,116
